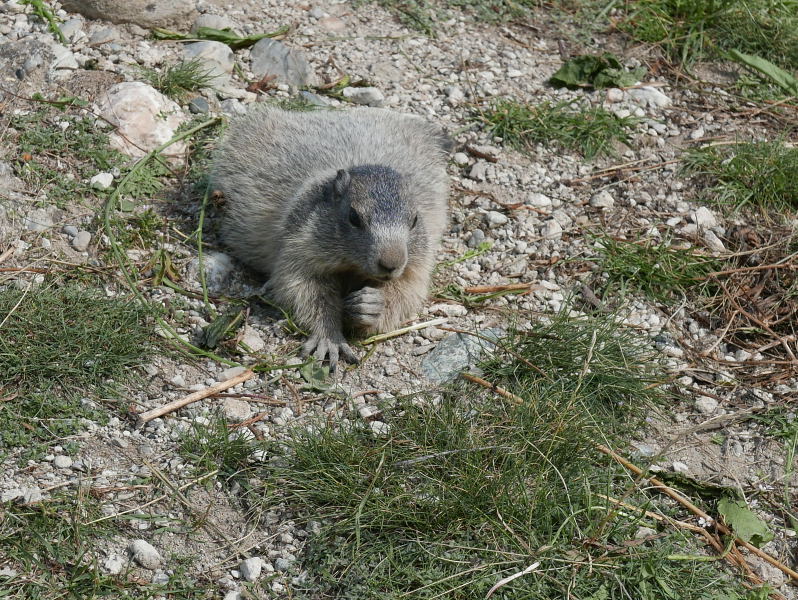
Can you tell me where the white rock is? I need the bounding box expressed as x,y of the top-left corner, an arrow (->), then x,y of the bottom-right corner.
96,82 -> 188,160
241,325 -> 265,353
541,219 -> 563,239
129,540 -> 161,570
672,461 -> 689,474
428,303 -> 467,318
703,230 -> 726,253
342,86 -> 384,107
691,206 -> 717,228
103,555 -> 124,575
224,592 -> 243,600
71,231 -> 91,252
590,190 -> 615,209
468,161 -> 488,182
606,88 -> 624,103
183,41 -> 234,84
60,0 -> 195,28
628,86 -> 671,108
49,43 -> 79,70
695,396 -> 718,415
452,152 -> 469,166
485,210 -> 508,228
54,455 -> 73,469
240,557 -> 264,582
528,193 -> 552,208
191,14 -> 239,34
634,526 -> 657,539
689,127 -> 705,140
222,398 -> 251,422
220,366 -> 247,381
187,251 -> 234,294
90,172 -> 114,190
370,421 -> 390,435
507,68 -> 522,78
169,374 -> 186,387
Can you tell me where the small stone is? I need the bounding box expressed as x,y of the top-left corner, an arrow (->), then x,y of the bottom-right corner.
22,486 -> 42,504
485,210 -> 508,228
23,209 -> 54,232
54,455 -> 73,469
90,172 -> 114,190
589,190 -> 615,209
241,325 -> 266,353
467,229 -> 485,248
606,88 -> 623,103
63,225 -> 79,237
71,231 -> 91,252
370,421 -> 390,435
689,127 -> 705,140
383,360 -> 401,376
151,572 -> 169,585
129,539 -> 161,570
103,555 -> 124,575
188,97 -> 209,114
342,86 -> 384,107
628,86 -> 671,108
672,461 -> 689,474
222,398 -> 252,422
240,557 -> 264,582
428,303 -> 468,318
695,396 -> 718,415
250,38 -> 315,88
309,7 -> 325,18
224,592 -> 243,600
528,193 -> 552,208
89,27 -> 118,45
541,219 -> 563,239
59,18 -> 83,41
187,251 -> 234,294
452,152 -> 469,166
191,14 -> 239,34
507,68 -> 522,78
169,374 -> 186,387
298,90 -> 330,106
634,526 -> 657,539
183,41 -> 234,84
221,366 -> 247,380
691,206 -> 717,228
703,230 -> 726,253
468,161 -> 488,182
274,557 -> 292,571
444,85 -> 465,105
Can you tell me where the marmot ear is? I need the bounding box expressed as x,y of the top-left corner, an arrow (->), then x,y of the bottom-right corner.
333,169 -> 351,199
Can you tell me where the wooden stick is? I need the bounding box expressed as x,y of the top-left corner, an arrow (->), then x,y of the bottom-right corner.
136,369 -> 256,427
460,373 -> 523,404
361,317 -> 447,345
463,283 -> 536,294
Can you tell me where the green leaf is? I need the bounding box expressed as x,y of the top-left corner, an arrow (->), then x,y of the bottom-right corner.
199,308 -> 244,349
300,360 -> 331,392
152,25 -> 290,50
717,498 -> 774,547
728,50 -> 798,96
549,53 -> 646,89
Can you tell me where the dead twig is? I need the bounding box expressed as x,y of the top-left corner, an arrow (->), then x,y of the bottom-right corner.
463,283 -> 538,294
136,369 -> 256,426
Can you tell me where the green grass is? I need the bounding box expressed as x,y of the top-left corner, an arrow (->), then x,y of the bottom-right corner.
683,141 -> 798,211
0,493 -> 209,599
0,285 -> 149,460
254,312 -> 760,598
11,110 -> 124,207
179,416 -> 258,486
619,0 -> 798,69
478,99 -> 636,160
593,236 -> 721,302
141,58 -> 217,101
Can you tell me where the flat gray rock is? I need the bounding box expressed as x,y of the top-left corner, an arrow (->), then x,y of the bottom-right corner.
60,0 -> 195,28
250,39 -> 315,88
421,328 -> 504,384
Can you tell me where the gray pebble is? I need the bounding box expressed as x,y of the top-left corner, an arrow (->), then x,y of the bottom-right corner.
342,86 -> 384,107
188,97 -> 209,114
467,229 -> 486,248
129,539 -> 161,570
71,231 -> 91,252
53,455 -> 72,469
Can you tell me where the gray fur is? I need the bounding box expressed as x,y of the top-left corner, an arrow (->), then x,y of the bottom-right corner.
211,106 -> 450,369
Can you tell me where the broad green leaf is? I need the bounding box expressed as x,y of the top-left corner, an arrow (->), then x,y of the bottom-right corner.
550,53 -> 646,89
717,498 -> 774,547
728,50 -> 798,96
152,25 -> 290,50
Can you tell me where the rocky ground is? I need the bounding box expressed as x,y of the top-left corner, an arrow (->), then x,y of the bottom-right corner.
0,0 -> 797,597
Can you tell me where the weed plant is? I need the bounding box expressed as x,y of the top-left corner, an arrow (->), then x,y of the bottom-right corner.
683,141 -> 798,210
619,0 -> 798,69
141,58 -> 217,101
479,99 -> 636,160
593,236 -> 721,302
0,285 -> 149,459
258,311 -> 759,598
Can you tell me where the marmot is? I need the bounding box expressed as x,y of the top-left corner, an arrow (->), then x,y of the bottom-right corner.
211,106 -> 450,369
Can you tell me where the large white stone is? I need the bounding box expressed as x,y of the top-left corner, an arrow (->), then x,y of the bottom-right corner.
60,0 -> 195,28
97,82 -> 188,160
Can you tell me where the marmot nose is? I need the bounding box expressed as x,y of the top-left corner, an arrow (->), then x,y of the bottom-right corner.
378,259 -> 401,275
377,249 -> 407,277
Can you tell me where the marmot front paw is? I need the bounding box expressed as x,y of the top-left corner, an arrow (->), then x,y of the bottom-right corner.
344,286 -> 385,330
301,332 -> 359,371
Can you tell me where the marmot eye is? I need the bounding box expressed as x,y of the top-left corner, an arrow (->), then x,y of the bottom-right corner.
411,214 -> 419,229
348,207 -> 362,228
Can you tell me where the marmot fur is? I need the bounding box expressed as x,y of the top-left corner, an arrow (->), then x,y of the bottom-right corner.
211,106 -> 450,369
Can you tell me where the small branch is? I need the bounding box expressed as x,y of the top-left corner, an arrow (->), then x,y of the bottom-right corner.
361,317 -> 447,345
463,283 -> 536,294
460,372 -> 524,404
136,369 -> 256,427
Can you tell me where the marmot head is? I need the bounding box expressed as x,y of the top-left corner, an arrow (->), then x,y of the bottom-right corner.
328,165 -> 426,282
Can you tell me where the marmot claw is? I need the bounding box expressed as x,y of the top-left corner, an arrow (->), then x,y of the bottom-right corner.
301,333 -> 360,371
344,286 -> 385,329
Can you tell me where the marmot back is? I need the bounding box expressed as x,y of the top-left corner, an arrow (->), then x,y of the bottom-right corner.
212,105 -> 451,369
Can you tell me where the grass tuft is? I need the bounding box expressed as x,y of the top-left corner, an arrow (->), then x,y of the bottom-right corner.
619,0 -> 798,69
593,236 -> 721,302
256,312 -> 757,598
683,141 -> 798,211
479,99 -> 636,160
141,58 -> 217,101
0,285 -> 149,458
